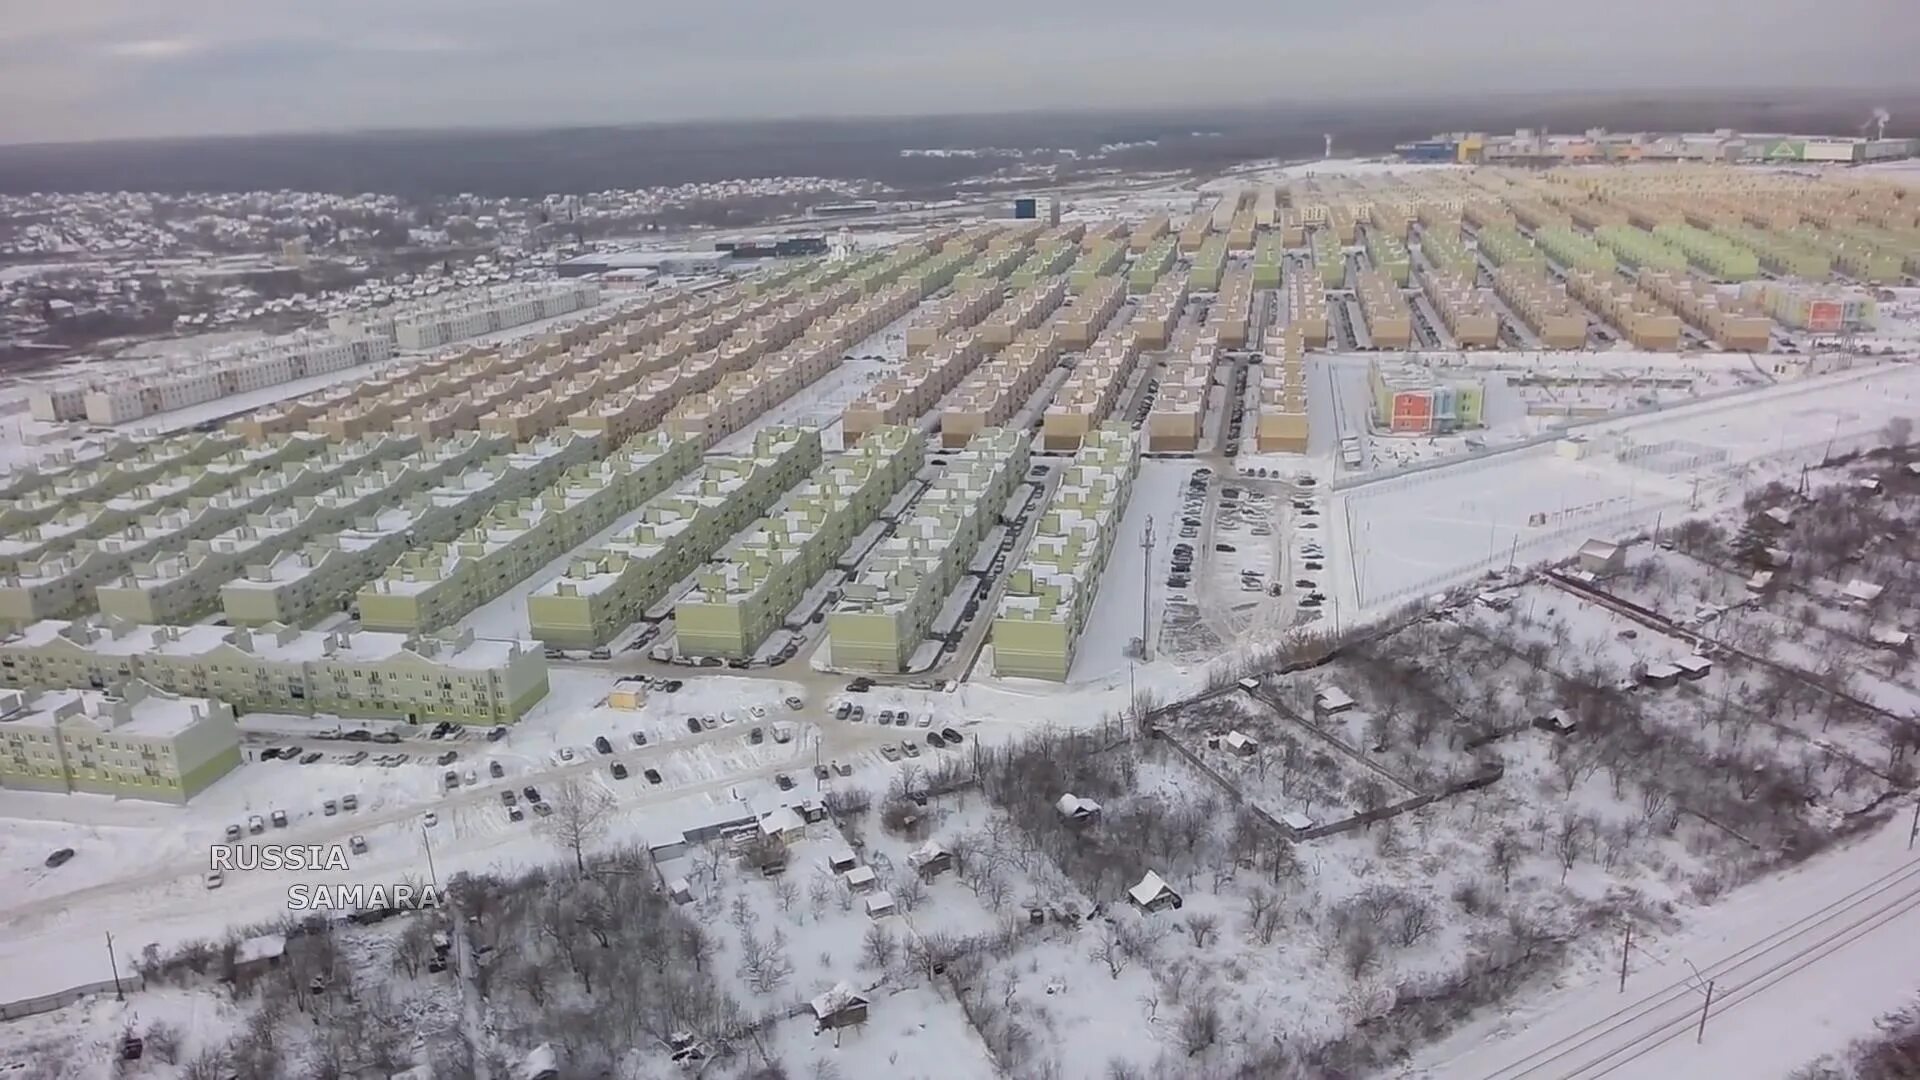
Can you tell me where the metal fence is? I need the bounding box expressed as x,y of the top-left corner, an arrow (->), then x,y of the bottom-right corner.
0,975 -> 144,1021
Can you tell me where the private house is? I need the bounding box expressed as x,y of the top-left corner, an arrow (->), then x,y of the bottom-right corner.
1127,870 -> 1182,913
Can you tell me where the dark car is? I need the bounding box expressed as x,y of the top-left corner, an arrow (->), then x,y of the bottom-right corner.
814,763 -> 831,780
372,732 -> 402,744
487,726 -> 508,742
749,727 -> 764,744
436,750 -> 458,766
940,727 -> 963,745
522,786 -> 541,803
532,802 -> 553,817
501,790 -> 517,806
927,732 -> 944,748
300,751 -> 324,765
611,762 -> 629,780
644,768 -> 663,784
630,731 -> 648,747
259,747 -> 281,760
686,716 -> 703,733
344,730 -> 373,742
1215,543 -> 1236,553
593,736 -> 613,755
489,760 -> 505,779
775,773 -> 794,791
44,847 -> 75,869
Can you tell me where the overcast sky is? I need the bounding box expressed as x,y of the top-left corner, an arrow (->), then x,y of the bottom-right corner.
0,0 -> 1909,144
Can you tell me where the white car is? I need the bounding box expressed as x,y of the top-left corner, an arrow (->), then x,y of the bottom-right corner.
423,812 -> 439,828
916,713 -> 933,728
749,704 -> 767,719
204,870 -> 224,890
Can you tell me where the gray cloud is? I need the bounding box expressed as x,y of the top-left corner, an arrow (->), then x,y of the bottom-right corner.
0,0 -> 1910,143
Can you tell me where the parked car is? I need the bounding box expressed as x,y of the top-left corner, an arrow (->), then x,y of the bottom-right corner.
927,732 -> 945,748
224,824 -> 243,841
557,747 -> 576,762
323,800 -> 339,816
270,809 -> 288,828
531,802 -> 552,818
204,871 -> 224,890
916,713 -> 933,728
784,696 -> 804,711
501,790 -> 517,806
489,760 -> 505,779
443,770 -> 460,790
611,763 -> 629,780
436,750 -> 458,766
749,727 -> 764,745
630,730 -> 648,747
423,812 -> 439,828
508,806 -> 525,822
879,745 -> 902,762
463,768 -> 477,786
833,760 -> 853,777
487,726 -> 508,742
775,773 -> 794,791
901,740 -> 921,758
849,705 -> 865,722
700,716 -> 718,730
350,835 -> 368,855
587,647 -> 613,661
834,701 -> 852,720
814,764 -> 831,780
878,709 -> 894,724
522,786 -> 541,803
372,732 -> 402,745
593,736 -> 613,755
247,814 -> 265,834
44,848 -> 75,869
940,727 -> 964,745
687,716 -> 703,733
644,768 -> 663,784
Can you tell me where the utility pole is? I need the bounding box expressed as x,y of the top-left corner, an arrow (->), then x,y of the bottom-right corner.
1138,517 -> 1155,662
422,825 -> 441,893
1909,798 -> 1918,851
1696,979 -> 1716,1043
105,931 -> 124,1001
1618,923 -> 1632,992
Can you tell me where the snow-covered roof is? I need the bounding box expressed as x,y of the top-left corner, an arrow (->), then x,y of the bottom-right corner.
1315,686 -> 1354,710
809,981 -> 869,1019
1578,538 -> 1621,560
1128,870 -> 1174,906
1870,625 -> 1911,647
1675,654 -> 1712,674
1644,662 -> 1681,679
828,846 -> 856,866
908,839 -> 950,866
1281,811 -> 1317,831
1055,794 -> 1102,818
1746,570 -> 1775,590
864,890 -> 895,914
845,865 -> 876,886
1843,579 -> 1885,602
234,933 -> 286,966
1223,730 -> 1257,752
759,806 -> 805,837
1763,506 -> 1794,526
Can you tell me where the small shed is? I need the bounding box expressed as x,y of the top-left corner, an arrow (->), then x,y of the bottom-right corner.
1745,570 -> 1775,593
1532,711 -> 1578,735
1675,654 -> 1713,681
1127,870 -> 1182,913
1761,547 -> 1794,569
232,933 -> 287,981
864,890 -> 896,918
1842,579 -> 1885,606
1280,811 -> 1317,836
607,686 -> 647,711
1641,661 -> 1681,688
908,840 -> 953,880
1576,539 -> 1625,577
1762,506 -> 1795,528
1222,730 -> 1258,757
1857,477 -> 1884,495
759,806 -> 806,842
1869,624 -> 1912,651
827,847 -> 859,874
1475,592 -> 1513,611
1315,686 -> 1355,715
844,865 -> 878,893
1055,794 -> 1103,822
809,982 -> 871,1031
665,878 -> 692,905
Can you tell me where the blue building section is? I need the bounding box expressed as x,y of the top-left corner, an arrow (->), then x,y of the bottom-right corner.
1013,198 -> 1039,220
1431,385 -> 1459,432
1395,141 -> 1457,162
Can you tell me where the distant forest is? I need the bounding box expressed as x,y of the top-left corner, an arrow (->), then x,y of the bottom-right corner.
0,90 -> 1912,197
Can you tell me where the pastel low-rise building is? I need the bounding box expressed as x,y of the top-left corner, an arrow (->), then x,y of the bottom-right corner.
0,681 -> 242,803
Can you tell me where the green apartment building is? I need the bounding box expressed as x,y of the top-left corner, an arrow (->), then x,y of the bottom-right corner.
991,423 -> 1139,680
0,616 -> 550,725
829,427 -> 1029,672
357,431 -> 696,634
675,426 -> 924,659
526,426 -> 823,648
0,681 -> 242,803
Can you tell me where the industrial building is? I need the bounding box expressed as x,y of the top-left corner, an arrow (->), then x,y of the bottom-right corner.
0,618 -> 550,725
676,426 -> 923,659
828,428 -> 1030,672
1402,128 -> 1917,166
992,424 -> 1139,681
0,681 -> 242,803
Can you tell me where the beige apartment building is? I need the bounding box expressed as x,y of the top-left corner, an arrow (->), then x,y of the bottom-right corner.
844,331 -> 993,445
940,327 -> 1065,448
1209,267 -> 1254,348
1418,266 -> 1501,348
1147,324 -> 1220,452
1563,269 -> 1684,351
905,282 -> 1002,354
1255,330 -> 1311,453
828,428 -> 1029,672
526,427 -> 822,648
1493,265 -> 1589,349
0,617 -> 549,725
1356,270 -> 1413,350
992,424 -> 1140,681
677,426 -> 924,659
0,681 -> 242,803
1638,271 -> 1773,351
1128,214 -> 1171,252
979,278 -> 1069,348
1131,272 -> 1190,350
1043,326 -> 1143,451
1286,275 -> 1329,347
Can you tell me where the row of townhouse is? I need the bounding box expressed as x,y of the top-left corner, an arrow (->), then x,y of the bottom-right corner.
1308,228 -> 1345,288
0,617 -> 549,725
1562,268 -> 1685,351
992,424 -> 1141,680
1255,328 -> 1311,453
1253,232 -> 1285,288
526,427 -> 823,648
906,281 -> 1003,354
0,681 -> 242,803
0,433 -> 426,625
0,435 -> 330,569
324,282 -> 602,351
1209,266 -> 1254,348
1364,227 -> 1413,286
1043,325 -> 1144,452
978,277 -> 1071,349
93,433 -> 503,624
222,431 -> 595,628
1356,269 -> 1413,350
676,426 -> 925,659
829,428 -> 1030,672
1419,264 -> 1501,348
1011,242 -> 1079,289
1178,201 -> 1217,254
1637,270 -> 1774,351
0,430 -> 245,510
1068,240 -> 1127,294
1492,263 -> 1589,350
1128,214 -> 1171,252
941,327 -> 1066,449
843,329 -> 995,446
1191,235 -> 1230,292
1286,272 -> 1329,347
1129,237 -> 1178,294
1131,272 -> 1188,350
356,431 -> 699,633
32,333 -> 395,426
1147,321 -> 1221,452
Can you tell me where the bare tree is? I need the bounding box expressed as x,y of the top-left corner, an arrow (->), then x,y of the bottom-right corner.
1555,813 -> 1585,883
1088,921 -> 1129,980
1394,898 -> 1436,948
144,1021 -> 183,1065
1178,999 -> 1222,1058
541,780 -> 617,875
861,923 -> 897,970
774,876 -> 800,914
1185,912 -> 1220,949
1489,831 -> 1521,890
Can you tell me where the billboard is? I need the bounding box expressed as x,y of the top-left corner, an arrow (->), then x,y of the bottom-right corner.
1807,300 -> 1843,333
